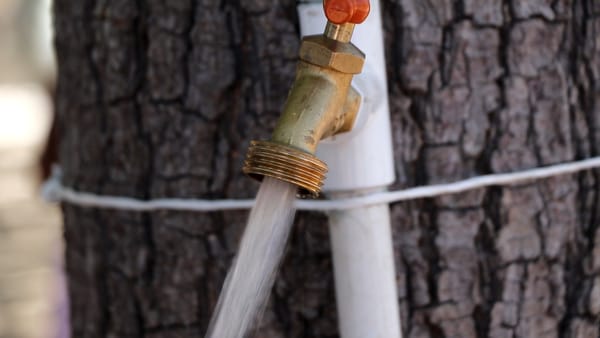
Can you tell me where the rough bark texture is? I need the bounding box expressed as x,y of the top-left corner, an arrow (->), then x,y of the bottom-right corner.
55,0 -> 600,337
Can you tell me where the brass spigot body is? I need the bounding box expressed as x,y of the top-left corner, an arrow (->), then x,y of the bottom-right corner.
244,23 -> 365,197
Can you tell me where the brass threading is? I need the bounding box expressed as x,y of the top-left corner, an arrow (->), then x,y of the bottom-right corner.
243,141 -> 328,198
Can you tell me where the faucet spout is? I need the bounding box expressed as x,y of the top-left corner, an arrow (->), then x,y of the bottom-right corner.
271,62 -> 360,154
243,22 -> 366,197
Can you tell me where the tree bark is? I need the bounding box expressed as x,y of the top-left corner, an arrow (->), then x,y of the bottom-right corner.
55,0 -> 600,337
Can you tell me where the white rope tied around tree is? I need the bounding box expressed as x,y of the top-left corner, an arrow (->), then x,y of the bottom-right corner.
42,157 -> 600,212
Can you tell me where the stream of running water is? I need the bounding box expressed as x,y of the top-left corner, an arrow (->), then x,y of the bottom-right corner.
206,177 -> 297,338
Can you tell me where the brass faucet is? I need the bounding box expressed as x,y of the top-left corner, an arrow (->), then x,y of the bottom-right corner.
244,0 -> 370,197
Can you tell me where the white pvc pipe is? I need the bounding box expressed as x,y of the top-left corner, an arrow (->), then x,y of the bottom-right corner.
327,190 -> 401,338
298,2 -> 402,337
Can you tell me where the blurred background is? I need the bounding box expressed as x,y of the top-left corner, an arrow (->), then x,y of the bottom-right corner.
0,0 -> 67,337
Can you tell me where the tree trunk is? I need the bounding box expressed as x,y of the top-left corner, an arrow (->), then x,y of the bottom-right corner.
54,0 -> 600,337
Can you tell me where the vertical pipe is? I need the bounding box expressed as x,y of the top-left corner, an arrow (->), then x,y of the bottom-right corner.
328,190 -> 401,338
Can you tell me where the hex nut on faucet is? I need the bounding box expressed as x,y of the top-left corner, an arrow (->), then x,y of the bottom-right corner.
300,36 -> 365,74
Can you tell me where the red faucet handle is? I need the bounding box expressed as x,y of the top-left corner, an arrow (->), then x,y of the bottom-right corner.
324,0 -> 370,24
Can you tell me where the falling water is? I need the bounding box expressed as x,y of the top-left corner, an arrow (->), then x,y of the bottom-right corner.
206,177 -> 298,338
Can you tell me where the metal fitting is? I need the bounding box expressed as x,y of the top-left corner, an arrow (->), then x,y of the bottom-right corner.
299,35 -> 365,74
244,141 -> 327,197
243,22 -> 365,197
324,22 -> 355,42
